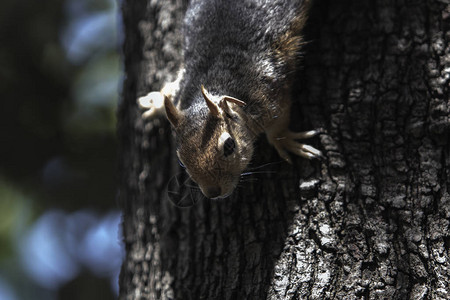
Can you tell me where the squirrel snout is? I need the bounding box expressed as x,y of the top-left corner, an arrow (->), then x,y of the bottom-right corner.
203,187 -> 222,199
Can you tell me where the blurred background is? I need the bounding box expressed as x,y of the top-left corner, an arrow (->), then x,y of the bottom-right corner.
0,0 -> 123,299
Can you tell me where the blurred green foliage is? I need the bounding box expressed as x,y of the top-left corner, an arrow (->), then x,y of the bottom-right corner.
0,0 -> 119,207
0,178 -> 33,260
0,0 -> 121,298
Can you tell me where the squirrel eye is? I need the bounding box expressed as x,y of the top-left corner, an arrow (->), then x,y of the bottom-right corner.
223,137 -> 235,157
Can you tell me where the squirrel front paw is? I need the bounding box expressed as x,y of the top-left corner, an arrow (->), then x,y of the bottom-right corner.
268,130 -> 322,164
138,73 -> 183,119
138,91 -> 166,119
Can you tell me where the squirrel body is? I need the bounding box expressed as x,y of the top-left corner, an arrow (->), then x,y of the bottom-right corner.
139,0 -> 321,199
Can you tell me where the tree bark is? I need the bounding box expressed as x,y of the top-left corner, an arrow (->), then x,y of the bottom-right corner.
118,0 -> 450,299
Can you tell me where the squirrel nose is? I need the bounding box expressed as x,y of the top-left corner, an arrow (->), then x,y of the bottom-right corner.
205,187 -> 221,199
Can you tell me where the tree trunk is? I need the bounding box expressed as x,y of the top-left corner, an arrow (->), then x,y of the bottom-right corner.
118,0 -> 450,299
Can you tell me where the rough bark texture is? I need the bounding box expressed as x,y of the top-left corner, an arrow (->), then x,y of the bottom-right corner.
118,0 -> 450,299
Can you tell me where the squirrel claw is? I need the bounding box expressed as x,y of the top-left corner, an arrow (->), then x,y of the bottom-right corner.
290,143 -> 323,160
288,129 -> 321,139
269,130 -> 322,163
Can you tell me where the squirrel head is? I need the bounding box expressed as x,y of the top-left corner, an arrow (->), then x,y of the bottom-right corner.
164,85 -> 254,199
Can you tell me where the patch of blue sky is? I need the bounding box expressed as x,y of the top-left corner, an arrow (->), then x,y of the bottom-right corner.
61,11 -> 117,64
17,210 -> 123,292
18,211 -> 80,290
0,277 -> 18,300
78,211 -> 124,277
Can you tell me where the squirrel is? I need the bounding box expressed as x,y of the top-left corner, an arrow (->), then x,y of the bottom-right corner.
139,0 -> 322,200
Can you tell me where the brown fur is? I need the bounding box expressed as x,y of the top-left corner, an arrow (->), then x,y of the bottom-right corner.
176,100 -> 254,198
273,0 -> 311,69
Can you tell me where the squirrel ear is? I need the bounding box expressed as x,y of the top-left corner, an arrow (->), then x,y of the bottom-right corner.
219,94 -> 246,116
164,95 -> 182,127
219,98 -> 232,114
201,85 -> 220,117
222,95 -> 246,107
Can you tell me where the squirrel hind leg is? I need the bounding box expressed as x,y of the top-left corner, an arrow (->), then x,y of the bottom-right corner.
268,129 -> 323,164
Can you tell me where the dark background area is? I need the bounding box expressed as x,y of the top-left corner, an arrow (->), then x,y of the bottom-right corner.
0,0 -> 122,299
